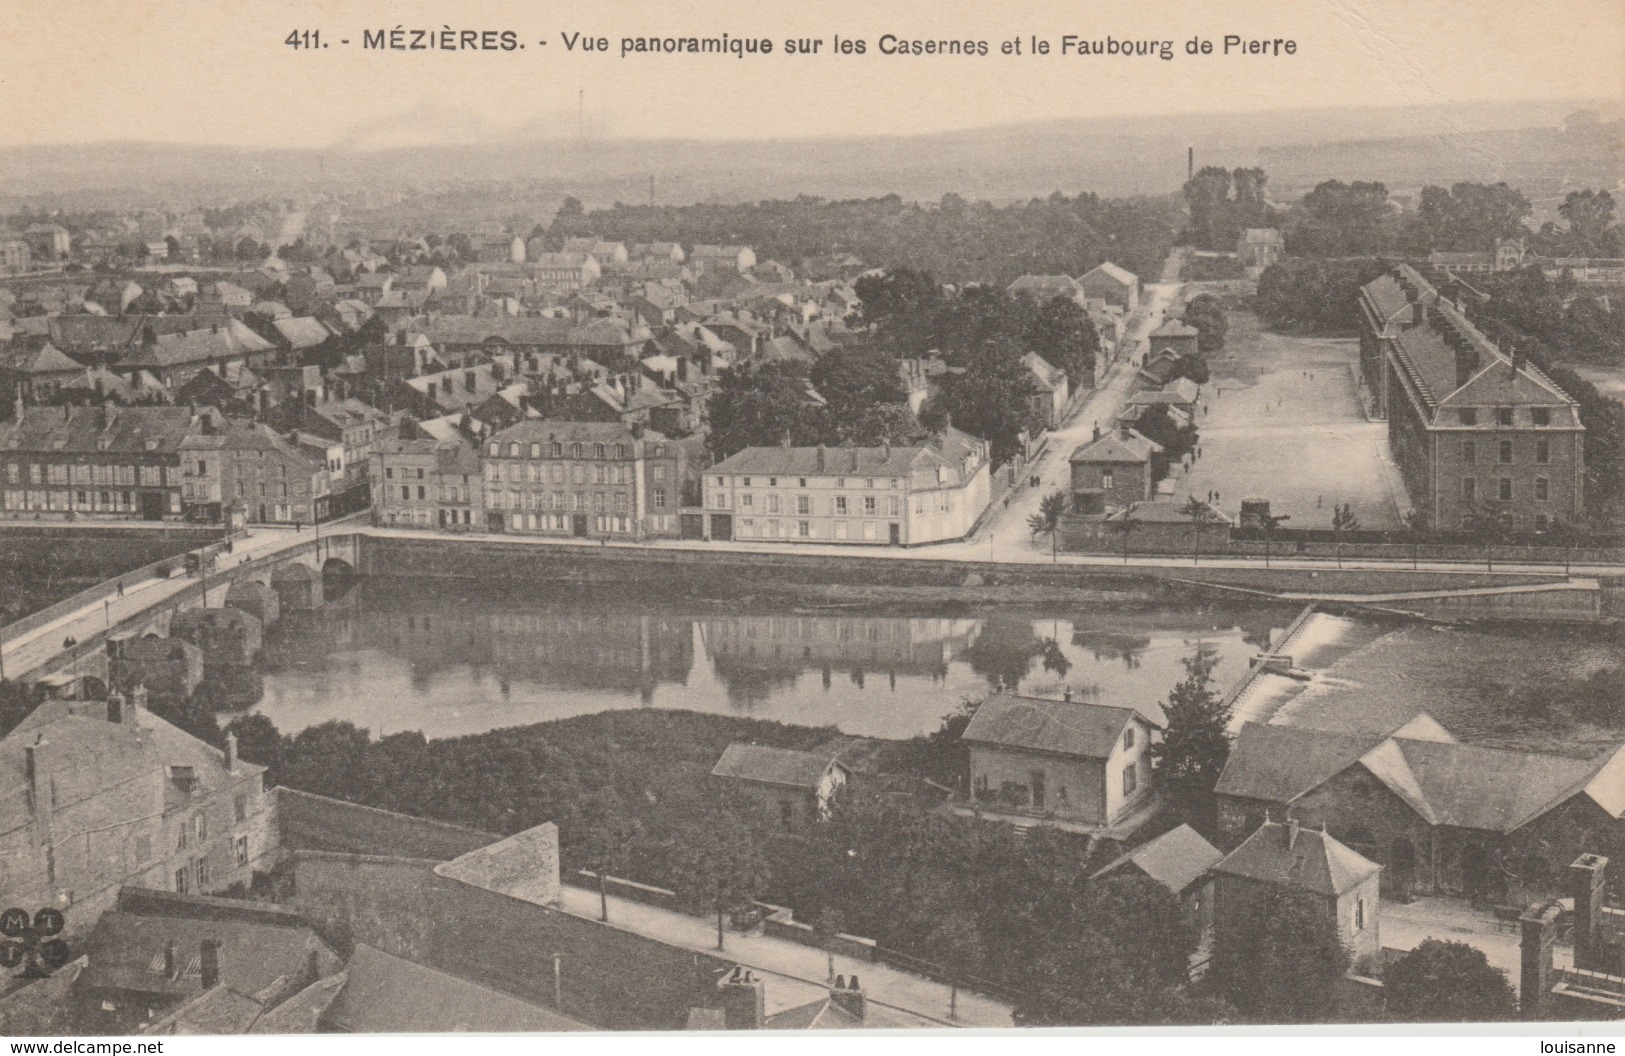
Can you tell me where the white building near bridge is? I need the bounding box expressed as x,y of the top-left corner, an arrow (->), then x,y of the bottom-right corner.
702,427 -> 991,546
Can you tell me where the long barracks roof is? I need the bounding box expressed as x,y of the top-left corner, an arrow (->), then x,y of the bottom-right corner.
1361,266 -> 1579,419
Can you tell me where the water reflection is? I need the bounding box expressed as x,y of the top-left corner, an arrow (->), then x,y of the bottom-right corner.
250,577 -> 1290,741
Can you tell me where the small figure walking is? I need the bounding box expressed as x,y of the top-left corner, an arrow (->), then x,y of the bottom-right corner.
116,580 -> 124,597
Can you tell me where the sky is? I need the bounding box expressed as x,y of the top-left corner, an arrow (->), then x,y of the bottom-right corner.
1,0 -> 1621,150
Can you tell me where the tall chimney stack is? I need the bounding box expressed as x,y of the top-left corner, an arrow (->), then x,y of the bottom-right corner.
224,731 -> 237,773
829,975 -> 866,1023
717,967 -> 766,1029
200,939 -> 221,990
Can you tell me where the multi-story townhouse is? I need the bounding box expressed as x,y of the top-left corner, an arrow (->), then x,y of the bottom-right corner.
480,420 -> 688,539
372,436 -> 484,530
703,427 -> 991,546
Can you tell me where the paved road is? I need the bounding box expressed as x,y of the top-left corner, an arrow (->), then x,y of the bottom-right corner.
556,884 -> 1014,1027
978,250 -> 1186,558
0,525 -> 302,679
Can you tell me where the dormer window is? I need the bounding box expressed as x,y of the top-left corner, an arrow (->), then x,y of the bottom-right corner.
1458,408 -> 1478,426
1533,407 -> 1551,427
1496,407 -> 1514,427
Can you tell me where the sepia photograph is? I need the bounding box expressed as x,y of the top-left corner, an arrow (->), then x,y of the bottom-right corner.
0,0 -> 1622,1042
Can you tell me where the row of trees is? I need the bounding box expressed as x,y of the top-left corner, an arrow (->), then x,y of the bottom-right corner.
1277,179 -> 1623,261
547,191 -> 1181,287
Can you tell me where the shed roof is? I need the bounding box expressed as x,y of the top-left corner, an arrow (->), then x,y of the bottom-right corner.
710,743 -> 837,790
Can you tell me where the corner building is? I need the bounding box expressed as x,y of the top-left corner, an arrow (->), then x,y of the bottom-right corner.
1359,264 -> 1584,530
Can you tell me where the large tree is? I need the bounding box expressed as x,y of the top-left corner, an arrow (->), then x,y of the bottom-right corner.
1409,181 -> 1532,253
1149,646 -> 1231,830
1023,295 -> 1100,386
854,267 -> 942,326
931,337 -> 1039,467
569,788 -> 644,922
706,363 -> 827,459
667,806 -> 772,951
1556,189 -> 1618,255
1383,939 -> 1515,1023
1182,293 -> 1228,353
1287,180 -> 1394,257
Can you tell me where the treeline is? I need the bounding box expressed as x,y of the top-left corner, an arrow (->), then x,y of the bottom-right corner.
545,191 -> 1181,286
1254,259 -> 1387,334
1275,179 -> 1625,261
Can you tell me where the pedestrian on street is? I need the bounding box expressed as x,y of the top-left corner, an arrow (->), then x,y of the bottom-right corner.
116,580 -> 124,597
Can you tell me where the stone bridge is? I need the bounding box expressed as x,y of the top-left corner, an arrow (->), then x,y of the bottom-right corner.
3,531 -> 363,686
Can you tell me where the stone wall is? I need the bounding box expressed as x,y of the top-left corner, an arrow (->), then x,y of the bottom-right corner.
275,788 -> 493,861
290,850 -> 730,1030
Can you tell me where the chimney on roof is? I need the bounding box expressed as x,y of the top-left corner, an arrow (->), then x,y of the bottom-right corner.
829,975 -> 866,1023
200,939 -> 221,990
23,736 -> 51,821
849,445 -> 859,472
816,445 -> 827,472
225,731 -> 237,773
882,440 -> 891,460
717,966 -> 766,1030
1119,420 -> 1133,442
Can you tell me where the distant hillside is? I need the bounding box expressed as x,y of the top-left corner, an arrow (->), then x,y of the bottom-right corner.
0,98 -> 1614,211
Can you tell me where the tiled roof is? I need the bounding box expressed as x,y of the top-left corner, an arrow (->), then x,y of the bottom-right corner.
1212,821 -> 1378,897
1217,716 -> 1625,834
1091,823 -> 1223,895
1069,428 -> 1161,464
962,694 -> 1149,759
324,946 -> 588,1033
711,744 -> 835,790
711,427 -> 985,485
0,405 -> 203,455
1081,261 -> 1138,287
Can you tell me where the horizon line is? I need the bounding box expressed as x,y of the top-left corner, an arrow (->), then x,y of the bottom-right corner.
0,95 -> 1608,156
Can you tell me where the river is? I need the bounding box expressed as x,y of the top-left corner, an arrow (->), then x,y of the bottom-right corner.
245,575 -> 1293,741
